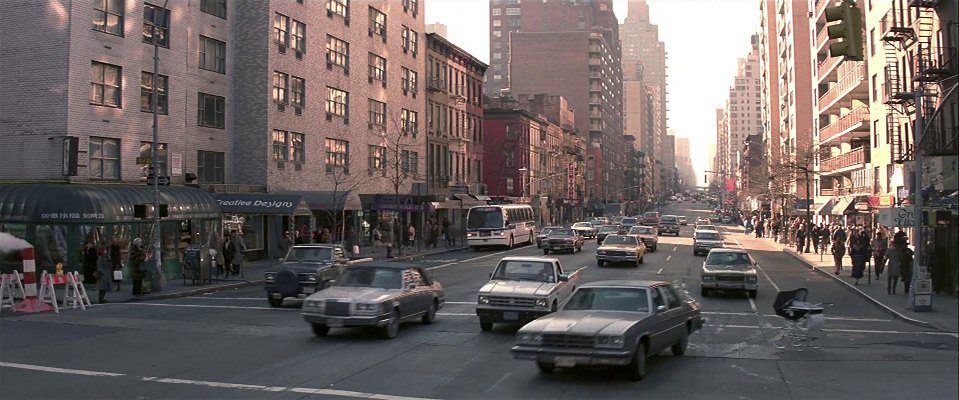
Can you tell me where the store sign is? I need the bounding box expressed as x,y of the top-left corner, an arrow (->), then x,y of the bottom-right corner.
878,207 -> 915,228
214,193 -> 302,215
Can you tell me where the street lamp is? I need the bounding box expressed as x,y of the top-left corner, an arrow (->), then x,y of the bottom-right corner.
149,0 -> 169,291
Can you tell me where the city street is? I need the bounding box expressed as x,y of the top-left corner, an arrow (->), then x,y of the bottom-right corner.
2,203 -> 956,400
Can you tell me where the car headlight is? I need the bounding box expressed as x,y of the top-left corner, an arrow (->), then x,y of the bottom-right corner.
535,298 -> 548,308
518,332 -> 543,345
467,232 -> 475,237
702,275 -> 714,281
264,272 -> 276,282
746,276 -> 758,283
478,295 -> 490,304
596,335 -> 625,348
597,250 -> 607,255
498,231 -> 506,236
304,300 -> 325,312
354,303 -> 379,314
305,274 -> 318,282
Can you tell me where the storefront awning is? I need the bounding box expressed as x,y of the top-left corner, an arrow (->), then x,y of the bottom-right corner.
275,191 -> 362,211
815,199 -> 834,215
214,193 -> 305,215
831,197 -> 853,215
0,184 -> 220,223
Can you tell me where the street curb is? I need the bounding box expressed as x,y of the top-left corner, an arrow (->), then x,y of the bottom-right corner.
377,246 -> 469,262
779,247 -> 941,330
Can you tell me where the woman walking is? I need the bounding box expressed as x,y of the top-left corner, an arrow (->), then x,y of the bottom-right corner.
850,231 -> 870,285
129,238 -> 146,296
872,228 -> 888,279
95,247 -> 112,303
883,236 -> 907,294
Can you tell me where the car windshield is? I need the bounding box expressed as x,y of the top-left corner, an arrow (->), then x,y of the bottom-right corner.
705,252 -> 753,270
696,232 -> 722,241
538,228 -> 555,236
491,260 -> 555,282
564,287 -> 650,312
598,226 -> 620,233
621,218 -> 638,225
333,267 -> 402,289
628,226 -> 654,235
590,221 -> 604,227
549,229 -> 574,236
697,225 -> 717,231
660,216 -> 677,223
602,235 -> 637,245
573,222 -> 592,228
285,247 -> 334,263
644,212 -> 659,219
467,207 -> 504,229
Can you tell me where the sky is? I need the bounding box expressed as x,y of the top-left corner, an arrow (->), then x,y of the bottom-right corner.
425,0 -> 760,187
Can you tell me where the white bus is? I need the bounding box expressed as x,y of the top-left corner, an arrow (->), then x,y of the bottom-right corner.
466,204 -> 535,249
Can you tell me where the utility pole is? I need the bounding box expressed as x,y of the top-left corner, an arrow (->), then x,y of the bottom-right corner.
150,0 -> 169,291
909,86 -> 930,311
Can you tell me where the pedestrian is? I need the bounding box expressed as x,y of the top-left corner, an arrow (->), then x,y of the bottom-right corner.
372,225 -> 383,253
407,223 -> 416,249
129,238 -> 146,296
221,233 -> 234,276
831,230 -> 847,275
228,231 -> 247,276
850,231 -> 870,285
900,239 -> 914,294
873,227 -> 888,279
883,236 -> 908,294
82,241 -> 99,284
320,228 -> 332,244
442,218 -> 452,246
430,220 -> 439,249
95,246 -> 112,304
280,231 -> 294,258
796,223 -> 807,253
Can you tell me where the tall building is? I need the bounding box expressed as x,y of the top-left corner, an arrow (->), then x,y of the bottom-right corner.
490,0 -> 624,213
674,137 -> 696,190
721,35 -> 762,189
758,0 -> 781,209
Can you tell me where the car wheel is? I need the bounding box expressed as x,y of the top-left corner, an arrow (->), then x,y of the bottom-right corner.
311,323 -> 329,337
422,299 -> 437,324
597,260 -> 605,267
380,308 -> 400,339
748,290 -> 758,299
267,295 -> 283,308
701,287 -> 708,297
638,255 -> 644,265
626,341 -> 648,381
479,320 -> 493,332
537,361 -> 555,374
672,327 -> 689,356
543,249 -> 550,255
550,301 -> 558,313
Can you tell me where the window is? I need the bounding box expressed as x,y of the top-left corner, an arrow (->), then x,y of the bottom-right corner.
402,67 -> 417,93
492,20 -> 501,27
326,35 -> 350,69
326,138 -> 349,173
326,87 -> 349,117
140,71 -> 168,114
368,99 -> 386,128
90,61 -> 122,107
272,129 -> 289,161
505,7 -> 520,15
291,132 -> 305,163
402,0 -> 418,15
94,0 -> 124,36
871,73 -> 877,102
401,25 -> 418,54
199,36 -> 226,73
328,0 -> 349,18
291,76 -> 305,108
273,71 -> 289,104
89,137 -> 120,180
368,145 -> 386,174
492,8 -> 502,16
369,7 -> 387,38
402,150 -> 418,175
291,20 -> 306,53
200,0 -> 227,19
142,3 -> 170,47
401,108 -> 418,135
139,142 -> 167,176
274,13 -> 289,46
368,53 -> 387,83
197,92 -> 225,128
196,150 -> 225,183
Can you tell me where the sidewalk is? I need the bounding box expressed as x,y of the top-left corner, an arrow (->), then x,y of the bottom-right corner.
88,243 -> 470,304
742,229 -> 958,332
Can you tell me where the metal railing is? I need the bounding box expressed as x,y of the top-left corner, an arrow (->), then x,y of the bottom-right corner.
818,62 -> 865,110
820,186 -> 870,197
817,56 -> 841,79
820,147 -> 869,172
819,106 -> 869,143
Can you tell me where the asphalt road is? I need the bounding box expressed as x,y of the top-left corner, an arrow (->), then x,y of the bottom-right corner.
2,202 -> 957,400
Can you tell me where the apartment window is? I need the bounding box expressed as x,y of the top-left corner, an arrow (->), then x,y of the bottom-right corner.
492,31 -> 502,38
326,87 -> 349,117
402,67 -> 417,93
94,0 -> 124,35
326,138 -> 349,173
139,142 -> 167,176
368,53 -> 387,83
326,35 -> 349,69
401,108 -> 418,136
140,71 -> 168,114
274,13 -> 290,46
873,119 -> 880,147
199,36 -> 226,73
492,52 -> 502,59
196,150 -> 225,183
505,7 -> 520,15
401,25 -> 418,54
291,133 -> 305,163
142,3 -> 170,47
369,99 -> 386,128
328,0 -> 349,18
273,71 -> 289,104
368,145 -> 387,174
401,150 -> 418,175
200,0 -> 227,19
292,20 -> 307,53
197,92 -> 225,128
369,7 -> 387,38
869,28 -> 876,56
492,8 -> 502,16
871,73 -> 878,102
291,76 -> 306,108
89,137 -> 120,180
492,19 -> 501,27
272,129 -> 289,161
90,61 -> 122,107
402,0 -> 418,16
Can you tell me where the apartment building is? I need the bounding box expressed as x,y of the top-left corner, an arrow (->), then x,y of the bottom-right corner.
674,137 -> 697,191
758,0 -> 781,212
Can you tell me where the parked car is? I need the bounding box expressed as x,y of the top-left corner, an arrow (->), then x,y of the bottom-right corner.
596,235 -> 646,267
658,215 -> 681,236
642,211 -> 661,226
476,257 -> 584,331
512,280 -> 705,380
620,217 -> 639,231
265,244 -> 354,307
543,228 -> 584,254
700,249 -> 759,298
596,225 -> 622,243
693,230 -> 725,256
535,226 -> 563,248
627,225 -> 659,252
678,216 -> 688,226
572,222 -> 597,238
301,263 -> 445,339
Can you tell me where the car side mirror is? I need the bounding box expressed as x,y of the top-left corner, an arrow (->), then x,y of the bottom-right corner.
656,305 -> 667,313
558,274 -> 569,282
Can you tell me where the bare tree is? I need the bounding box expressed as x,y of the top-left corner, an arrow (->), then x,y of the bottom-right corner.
375,109 -> 425,255
320,130 -> 374,245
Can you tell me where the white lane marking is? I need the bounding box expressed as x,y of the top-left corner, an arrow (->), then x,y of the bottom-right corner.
0,362 -> 124,377
708,325 -> 950,336
703,310 -> 892,322
656,268 -> 663,275
734,237 -> 781,293
702,311 -> 756,316
673,246 -> 678,251
927,332 -> 959,338
486,372 -> 512,393
748,297 -> 758,314
426,246 -> 534,271
116,303 -> 296,311
666,255 -> 672,262
185,297 -> 264,301
2,362 -> 439,400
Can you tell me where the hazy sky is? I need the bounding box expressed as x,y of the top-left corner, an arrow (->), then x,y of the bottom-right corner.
425,0 -> 759,185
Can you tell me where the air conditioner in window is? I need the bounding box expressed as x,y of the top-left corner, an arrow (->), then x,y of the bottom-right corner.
368,76 -> 374,84
343,68 -> 350,76
381,35 -> 386,44
381,80 -> 387,89
403,47 -> 408,54
344,18 -> 350,26
278,44 -> 287,53
326,60 -> 333,70
325,112 -> 333,121
368,29 -> 374,37
294,107 -> 302,115
276,103 -> 286,112
343,117 -> 349,125
276,161 -> 285,169
326,164 -> 334,173
368,122 -> 374,129
327,9 -> 333,17
295,51 -> 303,60
294,163 -> 302,171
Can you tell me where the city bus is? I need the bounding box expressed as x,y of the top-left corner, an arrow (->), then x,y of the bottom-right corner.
466,204 -> 535,249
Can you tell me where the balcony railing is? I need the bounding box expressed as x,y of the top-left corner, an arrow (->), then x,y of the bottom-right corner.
821,147 -> 869,173
820,186 -> 870,197
817,26 -> 830,50
815,0 -> 832,20
820,106 -> 869,143
817,56 -> 841,79
818,62 -> 865,110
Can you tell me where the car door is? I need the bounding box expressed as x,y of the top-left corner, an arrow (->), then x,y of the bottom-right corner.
647,288 -> 672,352
656,286 -> 687,347
402,268 -> 430,317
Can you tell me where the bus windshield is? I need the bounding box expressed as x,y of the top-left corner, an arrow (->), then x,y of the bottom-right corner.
467,207 -> 504,229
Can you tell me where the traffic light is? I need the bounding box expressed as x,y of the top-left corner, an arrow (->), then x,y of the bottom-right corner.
824,0 -> 864,61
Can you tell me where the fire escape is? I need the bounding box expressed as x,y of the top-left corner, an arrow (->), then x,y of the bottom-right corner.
881,0 -> 953,163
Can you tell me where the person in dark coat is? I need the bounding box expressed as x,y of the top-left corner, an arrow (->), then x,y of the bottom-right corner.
82,241 -> 99,284
222,234 -> 234,276
95,247 -> 112,303
129,238 -> 146,296
831,228 -> 847,275
796,224 -> 807,253
850,231 -> 870,285
872,228 -> 888,279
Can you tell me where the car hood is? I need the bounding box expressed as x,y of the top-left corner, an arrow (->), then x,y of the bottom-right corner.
479,280 -> 555,296
703,265 -> 756,274
597,244 -> 637,251
269,262 -> 333,273
521,311 -> 646,335
696,240 -> 723,246
305,286 -> 398,302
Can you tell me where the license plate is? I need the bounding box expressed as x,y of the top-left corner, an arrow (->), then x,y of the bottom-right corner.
554,356 -> 576,368
503,311 -> 518,321
326,319 -> 343,328
302,287 -> 315,294
483,239 -> 489,242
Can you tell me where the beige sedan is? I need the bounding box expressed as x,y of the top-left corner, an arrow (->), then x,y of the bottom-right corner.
596,234 -> 647,267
